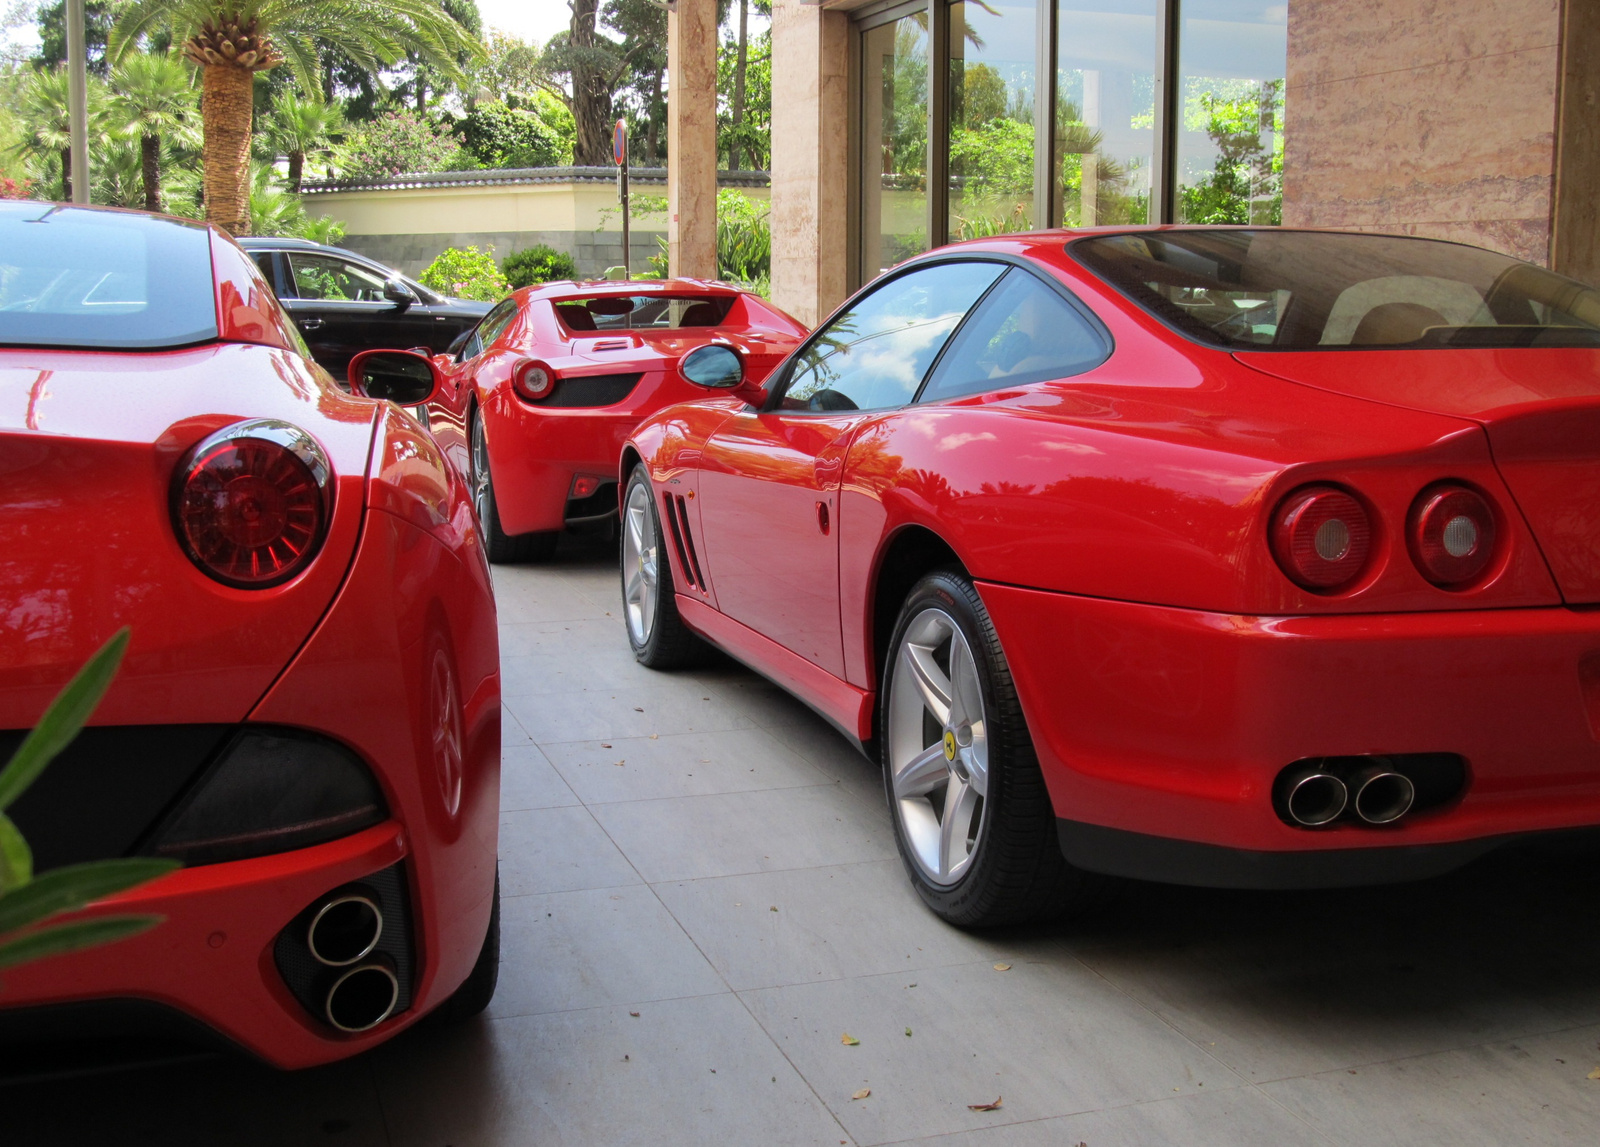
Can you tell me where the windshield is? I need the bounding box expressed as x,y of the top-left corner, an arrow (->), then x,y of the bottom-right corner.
1073,230 -> 1600,351
0,203 -> 219,350
553,294 -> 735,332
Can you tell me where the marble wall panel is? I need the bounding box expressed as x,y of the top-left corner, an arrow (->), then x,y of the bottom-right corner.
1284,0 -> 1564,265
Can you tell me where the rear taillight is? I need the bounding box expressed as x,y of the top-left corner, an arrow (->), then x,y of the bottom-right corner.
174,419 -> 331,588
1408,483 -> 1497,586
513,359 -> 556,402
1271,485 -> 1372,591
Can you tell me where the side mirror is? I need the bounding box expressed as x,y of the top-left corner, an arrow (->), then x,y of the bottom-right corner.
383,277 -> 418,311
679,343 -> 767,405
348,348 -> 444,406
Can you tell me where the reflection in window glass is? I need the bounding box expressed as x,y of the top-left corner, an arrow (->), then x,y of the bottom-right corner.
920,269 -> 1107,401
784,261 -> 1005,412
1055,0 -> 1156,227
947,0 -> 1037,240
552,295 -> 733,332
860,14 -> 930,282
1175,0 -> 1287,226
288,254 -> 390,302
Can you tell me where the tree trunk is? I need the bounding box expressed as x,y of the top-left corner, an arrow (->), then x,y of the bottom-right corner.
287,151 -> 305,194
646,67 -> 662,164
415,75 -> 427,112
141,134 -> 162,212
201,62 -> 255,235
569,0 -> 613,165
729,0 -> 748,171
60,146 -> 72,201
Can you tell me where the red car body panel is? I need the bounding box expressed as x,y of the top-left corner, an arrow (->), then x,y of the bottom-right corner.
623,228 -> 1600,886
0,211 -> 499,1067
425,280 -> 807,538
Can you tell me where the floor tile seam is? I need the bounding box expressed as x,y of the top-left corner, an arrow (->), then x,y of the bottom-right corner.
1242,1080 -> 1345,1147
572,778 -> 851,809
718,950 -> 1103,997
519,740 -> 584,806
626,854 -> 900,884
646,855 -> 903,889
1242,1017 -> 1600,1085
500,878 -> 647,900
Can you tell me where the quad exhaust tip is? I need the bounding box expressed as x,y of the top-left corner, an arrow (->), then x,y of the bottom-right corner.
1351,766 -> 1415,825
324,961 -> 400,1032
307,893 -> 384,967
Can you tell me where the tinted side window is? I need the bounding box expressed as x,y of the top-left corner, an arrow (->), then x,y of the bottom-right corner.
464,299 -> 518,360
287,253 -> 389,302
919,270 -> 1108,403
780,262 -> 1004,412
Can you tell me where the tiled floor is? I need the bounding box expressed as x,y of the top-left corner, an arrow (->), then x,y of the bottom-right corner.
11,537 -> 1600,1145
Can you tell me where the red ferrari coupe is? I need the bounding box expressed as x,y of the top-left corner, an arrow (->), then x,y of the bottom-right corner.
620,227 -> 1600,926
415,279 -> 806,562
0,202 -> 500,1066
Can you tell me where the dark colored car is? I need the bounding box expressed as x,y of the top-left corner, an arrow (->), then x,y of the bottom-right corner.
238,237 -> 492,377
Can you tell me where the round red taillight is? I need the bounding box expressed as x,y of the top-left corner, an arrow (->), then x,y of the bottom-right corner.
1271,485 -> 1372,591
1409,484 -> 1497,586
513,359 -> 556,402
174,420 -> 331,588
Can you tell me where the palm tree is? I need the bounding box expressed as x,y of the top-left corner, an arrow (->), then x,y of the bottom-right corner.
16,68 -> 110,201
110,52 -> 198,212
109,2 -> 478,234
264,90 -> 344,192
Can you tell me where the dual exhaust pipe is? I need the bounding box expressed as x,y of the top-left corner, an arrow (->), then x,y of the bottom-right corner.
1282,760 -> 1416,828
307,893 -> 399,1033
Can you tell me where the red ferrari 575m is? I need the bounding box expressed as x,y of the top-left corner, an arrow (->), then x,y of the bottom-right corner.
620,226 -> 1600,927
0,202 -> 500,1066
405,278 -> 806,562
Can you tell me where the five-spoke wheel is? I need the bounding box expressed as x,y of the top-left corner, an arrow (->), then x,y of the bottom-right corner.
620,465 -> 705,668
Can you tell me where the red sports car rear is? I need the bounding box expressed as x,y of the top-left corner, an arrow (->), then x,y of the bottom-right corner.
0,202 -> 500,1066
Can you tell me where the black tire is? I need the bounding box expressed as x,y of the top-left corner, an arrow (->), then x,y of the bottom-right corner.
880,570 -> 1102,927
620,464 -> 708,669
471,412 -> 558,564
431,869 -> 499,1024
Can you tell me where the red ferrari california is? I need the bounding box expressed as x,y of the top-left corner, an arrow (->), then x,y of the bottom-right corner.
416,278 -> 806,562
620,226 -> 1600,927
0,202 -> 500,1066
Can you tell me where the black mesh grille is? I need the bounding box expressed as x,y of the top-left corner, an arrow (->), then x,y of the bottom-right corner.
273,863 -> 416,1026
545,372 -> 642,408
0,725 -> 232,871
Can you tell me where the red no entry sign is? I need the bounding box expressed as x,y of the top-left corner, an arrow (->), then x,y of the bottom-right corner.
613,120 -> 627,166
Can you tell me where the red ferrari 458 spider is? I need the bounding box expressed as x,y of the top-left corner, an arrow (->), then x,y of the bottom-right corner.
408,278 -> 806,562
620,226 -> 1600,927
0,202 -> 500,1066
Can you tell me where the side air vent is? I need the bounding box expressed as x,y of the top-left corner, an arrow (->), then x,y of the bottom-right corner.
661,493 -> 696,588
544,372 -> 643,408
674,496 -> 707,591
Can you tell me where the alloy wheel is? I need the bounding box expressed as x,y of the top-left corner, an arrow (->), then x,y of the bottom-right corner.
470,417 -> 492,525
622,480 -> 658,647
886,607 -> 989,886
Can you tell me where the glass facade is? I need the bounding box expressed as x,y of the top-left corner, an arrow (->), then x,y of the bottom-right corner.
854,0 -> 1288,283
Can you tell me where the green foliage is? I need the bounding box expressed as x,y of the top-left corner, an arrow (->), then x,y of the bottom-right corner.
337,108 -> 470,178
0,629 -> 179,983
716,187 -> 769,286
949,116 -> 1034,199
717,26 -> 770,170
503,244 -> 578,289
419,245 -> 509,302
454,100 -> 563,169
265,90 -> 345,190
247,161 -> 346,241
1178,82 -> 1283,226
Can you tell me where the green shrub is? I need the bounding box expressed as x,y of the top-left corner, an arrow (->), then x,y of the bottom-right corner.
502,244 -> 578,289
716,188 -> 770,287
338,110 -> 471,179
455,101 -> 564,169
419,245 -> 510,302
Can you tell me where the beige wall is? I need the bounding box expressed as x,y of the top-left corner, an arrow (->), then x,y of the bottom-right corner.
1282,0 -> 1566,268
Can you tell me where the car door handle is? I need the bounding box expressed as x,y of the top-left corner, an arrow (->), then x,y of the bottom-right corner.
299,317 -> 324,330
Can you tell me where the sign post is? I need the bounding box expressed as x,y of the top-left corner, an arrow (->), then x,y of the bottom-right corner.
614,119 -> 630,280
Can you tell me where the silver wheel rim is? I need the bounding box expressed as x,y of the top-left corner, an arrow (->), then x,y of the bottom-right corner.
886,607 -> 989,887
470,417 -> 491,525
622,481 -> 658,647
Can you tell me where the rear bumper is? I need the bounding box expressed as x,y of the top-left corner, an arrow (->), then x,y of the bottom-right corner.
979,582 -> 1600,885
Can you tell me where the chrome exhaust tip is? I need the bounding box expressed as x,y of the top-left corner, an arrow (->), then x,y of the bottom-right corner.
1284,769 -> 1348,827
324,961 -> 400,1033
307,893 -> 384,967
1351,766 -> 1415,825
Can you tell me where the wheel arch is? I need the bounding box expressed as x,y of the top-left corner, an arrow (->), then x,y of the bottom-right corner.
868,525 -> 969,697
619,444 -> 644,511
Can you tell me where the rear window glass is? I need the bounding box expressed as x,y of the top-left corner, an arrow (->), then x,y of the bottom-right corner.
1073,230 -> 1600,351
0,203 -> 218,350
553,295 -> 734,332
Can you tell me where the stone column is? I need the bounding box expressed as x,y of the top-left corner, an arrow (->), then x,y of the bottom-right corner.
770,0 -> 849,328
668,0 -> 719,280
